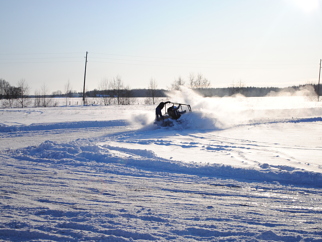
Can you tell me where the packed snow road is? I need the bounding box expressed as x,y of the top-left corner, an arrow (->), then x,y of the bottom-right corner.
1,94 -> 322,241
1,155 -> 322,241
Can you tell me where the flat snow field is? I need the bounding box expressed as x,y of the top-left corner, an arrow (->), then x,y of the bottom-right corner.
1,93 -> 322,241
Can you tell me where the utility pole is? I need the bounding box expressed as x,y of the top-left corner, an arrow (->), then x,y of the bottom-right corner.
83,51 -> 88,105
318,59 -> 321,102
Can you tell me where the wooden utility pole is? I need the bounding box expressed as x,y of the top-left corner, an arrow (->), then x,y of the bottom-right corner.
318,59 -> 321,102
83,51 -> 88,105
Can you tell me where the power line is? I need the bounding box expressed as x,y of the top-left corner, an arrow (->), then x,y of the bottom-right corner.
0,51 -> 316,69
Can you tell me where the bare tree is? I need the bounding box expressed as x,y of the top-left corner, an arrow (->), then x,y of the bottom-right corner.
64,80 -> 72,106
41,84 -> 52,107
230,80 -> 245,95
109,76 -> 124,105
34,89 -> 41,107
190,73 -> 211,89
121,85 -> 132,105
99,79 -> 112,105
17,79 -> 30,108
189,73 -> 195,89
171,76 -> 185,90
147,78 -> 158,105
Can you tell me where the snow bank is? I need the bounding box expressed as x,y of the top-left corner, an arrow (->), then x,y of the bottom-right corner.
5,125 -> 322,188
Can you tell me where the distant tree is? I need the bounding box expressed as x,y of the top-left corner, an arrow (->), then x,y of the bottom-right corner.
170,76 -> 185,90
0,79 -> 11,99
1,80 -> 20,108
64,80 -> 72,106
189,73 -> 195,89
232,80 -> 245,95
190,73 -> 211,89
121,85 -> 132,105
99,79 -> 108,92
40,84 -> 52,107
109,76 -> 124,105
230,80 -> 245,95
17,79 -> 30,108
52,90 -> 62,96
99,79 -> 113,105
34,90 -> 41,107
147,78 -> 158,105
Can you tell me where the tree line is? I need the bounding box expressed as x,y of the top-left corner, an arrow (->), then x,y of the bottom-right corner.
1,74 -> 321,109
0,78 -> 66,108
0,79 -> 30,108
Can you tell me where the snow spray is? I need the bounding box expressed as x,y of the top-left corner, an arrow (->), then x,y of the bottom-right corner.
167,86 -> 322,129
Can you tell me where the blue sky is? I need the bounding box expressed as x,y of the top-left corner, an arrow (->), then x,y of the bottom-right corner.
1,0 -> 322,93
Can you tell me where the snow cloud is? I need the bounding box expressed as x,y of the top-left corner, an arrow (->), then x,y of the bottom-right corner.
167,86 -> 322,129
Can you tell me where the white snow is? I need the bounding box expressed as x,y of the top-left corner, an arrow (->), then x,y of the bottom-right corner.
1,91 -> 322,241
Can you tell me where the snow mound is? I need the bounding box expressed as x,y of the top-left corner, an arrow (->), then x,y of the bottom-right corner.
7,131 -> 322,187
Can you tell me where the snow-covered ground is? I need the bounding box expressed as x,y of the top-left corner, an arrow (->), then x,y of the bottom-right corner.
1,89 -> 322,241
